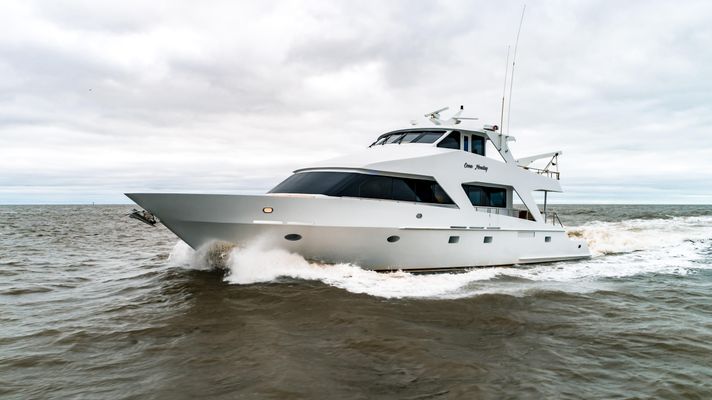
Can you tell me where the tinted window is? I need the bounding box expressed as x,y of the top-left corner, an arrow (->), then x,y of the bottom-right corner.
372,130 -> 446,146
437,131 -> 460,149
399,132 -> 423,143
270,172 -> 454,205
412,131 -> 445,143
358,175 -> 392,199
489,189 -> 506,207
373,136 -> 388,145
409,180 -> 448,204
269,172 -> 349,195
465,186 -> 486,206
462,184 -> 507,208
384,134 -> 404,144
463,136 -> 469,152
392,179 -> 417,201
472,136 -> 485,156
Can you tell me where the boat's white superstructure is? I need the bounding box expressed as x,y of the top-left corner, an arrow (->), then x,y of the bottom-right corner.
127,112 -> 590,271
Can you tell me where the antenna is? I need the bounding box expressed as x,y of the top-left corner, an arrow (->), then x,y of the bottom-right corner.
424,106 -> 449,125
500,45 -> 511,133
446,105 -> 479,125
506,4 -> 526,135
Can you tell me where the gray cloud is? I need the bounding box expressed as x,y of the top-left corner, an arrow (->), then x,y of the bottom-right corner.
0,0 -> 710,204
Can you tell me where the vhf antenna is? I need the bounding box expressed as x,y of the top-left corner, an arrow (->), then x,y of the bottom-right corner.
500,45 -> 511,132
506,4 -> 526,135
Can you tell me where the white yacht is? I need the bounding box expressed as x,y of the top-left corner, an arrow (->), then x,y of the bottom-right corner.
127,108 -> 590,271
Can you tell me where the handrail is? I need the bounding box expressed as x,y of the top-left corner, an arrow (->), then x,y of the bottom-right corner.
543,211 -> 564,227
471,206 -> 564,227
473,206 -> 520,218
521,166 -> 560,180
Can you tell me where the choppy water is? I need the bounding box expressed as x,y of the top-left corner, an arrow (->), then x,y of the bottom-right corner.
1,204 -> 711,399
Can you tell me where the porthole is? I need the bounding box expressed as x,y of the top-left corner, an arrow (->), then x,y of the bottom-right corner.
578,244 -> 582,249
387,235 -> 400,243
483,236 -> 493,244
284,234 -> 302,241
416,213 -> 423,219
545,236 -> 551,243
448,236 -> 459,244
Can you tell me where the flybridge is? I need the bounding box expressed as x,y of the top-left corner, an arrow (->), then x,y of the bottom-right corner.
372,105 -> 561,180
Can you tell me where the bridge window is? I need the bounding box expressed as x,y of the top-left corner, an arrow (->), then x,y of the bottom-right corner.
384,134 -> 404,144
398,132 -> 423,143
437,131 -> 460,149
412,132 -> 445,143
471,136 -> 485,156
462,184 -> 507,208
371,130 -> 446,146
270,172 -> 455,205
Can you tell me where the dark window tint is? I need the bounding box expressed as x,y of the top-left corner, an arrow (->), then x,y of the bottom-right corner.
465,186 -> 486,206
384,134 -> 404,144
411,131 -> 445,143
489,189 -> 506,208
416,181 -> 452,204
358,175 -> 392,199
372,130 -> 446,145
270,172 -> 454,205
399,132 -> 423,143
471,136 -> 485,156
462,184 -> 507,208
437,131 -> 460,149
392,178 -> 417,201
463,136 -> 469,152
269,172 -> 349,195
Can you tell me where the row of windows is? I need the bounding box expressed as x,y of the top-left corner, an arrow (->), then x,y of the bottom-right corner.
462,184 -> 507,208
270,172 -> 509,209
371,130 -> 485,156
372,131 -> 445,146
464,135 -> 485,156
269,172 -> 455,205
437,131 -> 485,156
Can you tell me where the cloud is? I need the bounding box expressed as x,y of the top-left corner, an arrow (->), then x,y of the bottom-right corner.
0,0 -> 711,204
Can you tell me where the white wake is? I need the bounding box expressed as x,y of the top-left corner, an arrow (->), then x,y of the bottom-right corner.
167,216 -> 712,299
567,215 -> 712,256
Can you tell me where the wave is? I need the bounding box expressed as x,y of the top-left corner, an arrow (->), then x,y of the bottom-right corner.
167,241 -> 235,271
166,216 -> 712,299
568,215 -> 712,255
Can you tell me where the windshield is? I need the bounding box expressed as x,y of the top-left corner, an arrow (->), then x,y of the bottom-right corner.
372,130 -> 446,146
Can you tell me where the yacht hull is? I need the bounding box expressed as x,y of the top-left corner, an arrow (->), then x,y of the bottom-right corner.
126,193 -> 590,271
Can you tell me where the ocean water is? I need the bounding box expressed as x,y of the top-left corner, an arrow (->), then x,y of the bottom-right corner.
1,204 -> 711,399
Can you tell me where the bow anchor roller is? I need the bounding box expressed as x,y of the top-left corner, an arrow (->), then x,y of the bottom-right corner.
128,209 -> 157,226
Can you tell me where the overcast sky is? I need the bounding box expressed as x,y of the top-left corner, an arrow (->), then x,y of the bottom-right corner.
1,0 -> 711,204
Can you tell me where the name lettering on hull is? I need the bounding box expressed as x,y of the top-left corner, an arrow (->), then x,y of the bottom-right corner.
463,162 -> 488,172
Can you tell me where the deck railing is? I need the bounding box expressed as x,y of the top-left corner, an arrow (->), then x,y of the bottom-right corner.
542,211 -> 564,227
472,206 -> 520,218
521,166 -> 560,180
473,206 -> 565,227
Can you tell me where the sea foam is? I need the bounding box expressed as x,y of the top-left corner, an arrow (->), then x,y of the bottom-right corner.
166,216 -> 712,299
